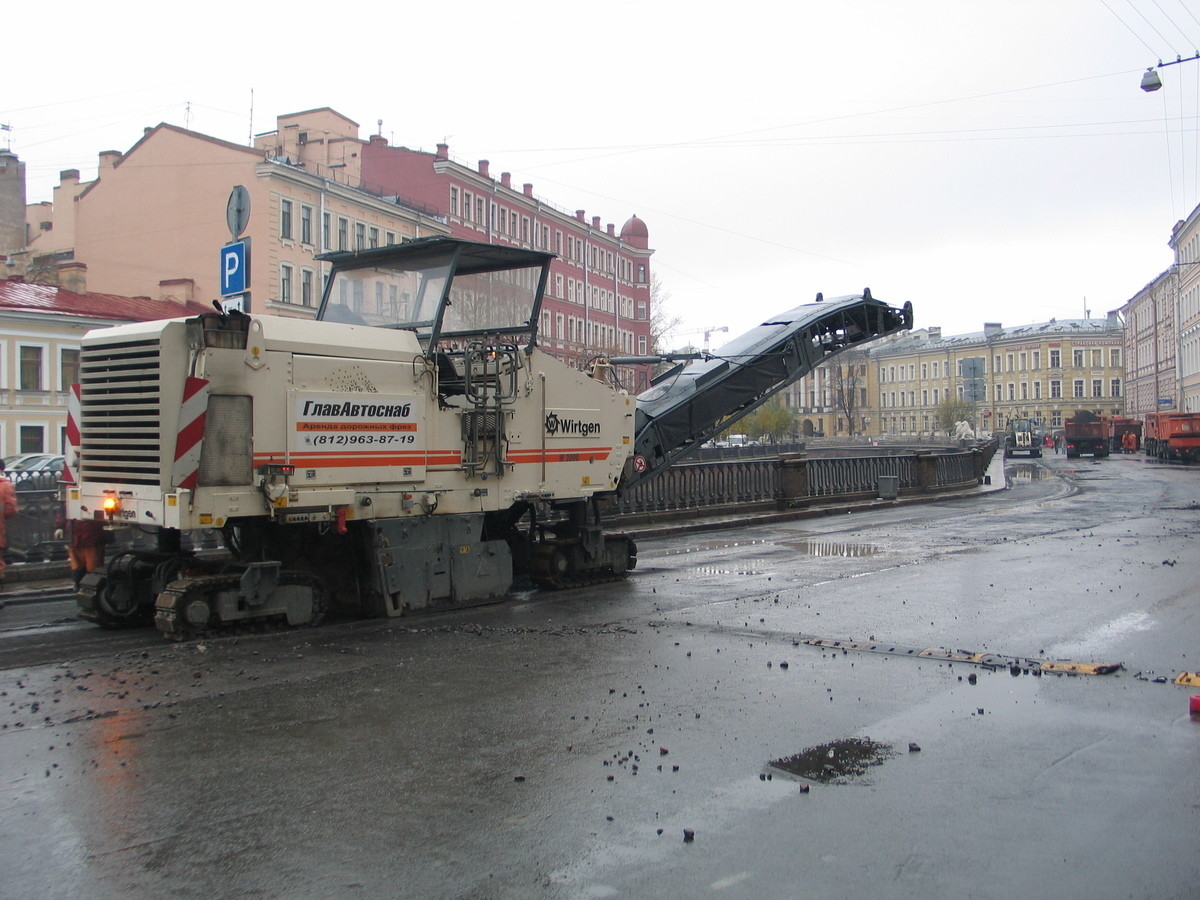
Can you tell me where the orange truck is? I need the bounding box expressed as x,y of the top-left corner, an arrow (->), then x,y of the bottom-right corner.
1143,411 -> 1200,462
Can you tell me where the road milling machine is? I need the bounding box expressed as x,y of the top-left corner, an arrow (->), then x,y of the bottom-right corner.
66,237 -> 912,639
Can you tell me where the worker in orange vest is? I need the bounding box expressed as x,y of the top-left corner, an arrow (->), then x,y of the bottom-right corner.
0,461 -> 18,603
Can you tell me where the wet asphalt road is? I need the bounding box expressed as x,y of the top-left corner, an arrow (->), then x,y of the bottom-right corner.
0,453 -> 1197,899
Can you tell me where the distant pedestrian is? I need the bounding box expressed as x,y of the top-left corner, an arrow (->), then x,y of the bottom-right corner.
67,517 -> 107,589
0,461 -> 19,603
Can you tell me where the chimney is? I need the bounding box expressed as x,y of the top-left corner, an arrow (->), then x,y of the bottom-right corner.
523,183 -> 533,197
607,223 -> 615,236
60,169 -> 80,185
1106,310 -> 1121,328
57,261 -> 87,294
435,143 -> 449,160
501,172 -> 511,189
575,210 -> 586,222
592,216 -> 601,229
478,160 -> 490,178
159,277 -> 195,303
98,150 -> 122,172
983,322 -> 1002,339
928,326 -> 941,340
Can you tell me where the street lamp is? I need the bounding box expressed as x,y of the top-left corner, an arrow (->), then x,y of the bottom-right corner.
1140,52 -> 1200,92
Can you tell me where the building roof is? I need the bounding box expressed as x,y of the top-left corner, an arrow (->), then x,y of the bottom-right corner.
0,278 -> 209,322
874,317 -> 1122,355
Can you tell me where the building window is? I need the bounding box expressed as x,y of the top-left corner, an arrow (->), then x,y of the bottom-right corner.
280,199 -> 293,240
19,345 -> 43,391
19,424 -> 44,454
280,264 -> 293,304
300,205 -> 313,245
1110,348 -> 1121,367
1073,349 -> 1084,367
355,223 -> 365,250
1007,383 -> 1015,401
60,348 -> 79,390
1050,379 -> 1062,398
1006,353 -> 1014,372
496,206 -> 505,235
301,269 -> 314,307
1033,381 -> 1041,399
1050,349 -> 1061,368
1091,379 -> 1103,398
637,264 -> 646,284
1111,378 -> 1122,397
1020,382 -> 1028,400
322,213 -> 331,251
1091,349 -> 1103,367
1052,410 -> 1063,427
338,217 -> 348,251
450,187 -> 459,217
1032,351 -> 1040,370
369,227 -> 379,249
1073,379 -> 1085,398
386,231 -> 395,245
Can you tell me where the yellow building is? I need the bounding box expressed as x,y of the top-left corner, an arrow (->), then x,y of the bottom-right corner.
867,316 -> 1126,437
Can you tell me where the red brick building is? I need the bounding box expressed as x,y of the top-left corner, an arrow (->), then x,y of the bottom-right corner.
358,137 -> 655,390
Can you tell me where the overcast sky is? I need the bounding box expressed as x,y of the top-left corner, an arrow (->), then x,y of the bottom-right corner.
7,0 -> 1200,345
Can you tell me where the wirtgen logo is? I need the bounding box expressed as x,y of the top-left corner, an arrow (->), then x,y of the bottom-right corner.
545,412 -> 601,437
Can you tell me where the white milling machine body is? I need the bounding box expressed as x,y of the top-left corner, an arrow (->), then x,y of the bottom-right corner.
68,238 -> 636,637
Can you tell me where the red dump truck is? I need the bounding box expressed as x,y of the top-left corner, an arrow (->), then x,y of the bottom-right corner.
1063,410 -> 1109,458
1143,411 -> 1200,461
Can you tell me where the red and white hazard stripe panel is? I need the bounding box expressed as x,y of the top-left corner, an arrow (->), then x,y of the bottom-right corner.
173,377 -> 210,490
63,383 -> 81,485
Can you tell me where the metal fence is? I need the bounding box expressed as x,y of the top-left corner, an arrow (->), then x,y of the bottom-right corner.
3,472 -> 67,562
614,441 -> 994,517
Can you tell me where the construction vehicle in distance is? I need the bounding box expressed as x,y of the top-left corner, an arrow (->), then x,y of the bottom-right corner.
1003,417 -> 1042,458
1063,410 -> 1109,458
1104,415 -> 1141,454
65,237 -> 912,639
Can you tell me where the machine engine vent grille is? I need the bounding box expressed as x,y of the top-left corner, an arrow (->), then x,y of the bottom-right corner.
78,338 -> 164,486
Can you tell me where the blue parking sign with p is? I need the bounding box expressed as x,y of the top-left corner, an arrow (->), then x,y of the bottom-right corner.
221,241 -> 249,296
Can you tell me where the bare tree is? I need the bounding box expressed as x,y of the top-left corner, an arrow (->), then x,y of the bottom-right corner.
935,395 -> 975,435
828,349 -> 869,436
648,275 -> 681,356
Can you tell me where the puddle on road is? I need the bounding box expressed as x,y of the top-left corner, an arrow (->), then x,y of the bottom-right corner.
1007,464 -> 1051,482
779,539 -> 877,558
661,538 -> 771,556
769,737 -> 897,784
677,563 -> 767,579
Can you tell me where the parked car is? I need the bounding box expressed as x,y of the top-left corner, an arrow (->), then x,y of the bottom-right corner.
4,454 -> 65,490
4,453 -> 59,472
